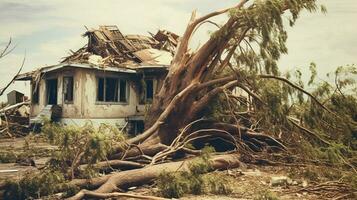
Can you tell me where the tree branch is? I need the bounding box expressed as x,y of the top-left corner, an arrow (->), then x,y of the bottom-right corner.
287,117 -> 330,146
127,83 -> 199,145
0,38 -> 16,59
69,189 -> 168,200
0,55 -> 25,96
259,74 -> 333,114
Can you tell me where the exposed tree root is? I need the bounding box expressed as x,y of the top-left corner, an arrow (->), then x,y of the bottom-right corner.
110,143 -> 168,160
193,121 -> 288,151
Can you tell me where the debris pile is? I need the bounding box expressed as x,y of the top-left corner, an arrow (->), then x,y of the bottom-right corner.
0,101 -> 30,138
62,26 -> 179,67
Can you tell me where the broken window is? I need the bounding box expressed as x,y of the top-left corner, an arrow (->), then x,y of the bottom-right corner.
127,120 -> 144,135
63,76 -> 74,103
140,79 -> 154,104
96,77 -> 128,103
32,83 -> 39,104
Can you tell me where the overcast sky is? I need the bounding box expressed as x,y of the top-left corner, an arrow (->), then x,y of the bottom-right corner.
0,0 -> 356,101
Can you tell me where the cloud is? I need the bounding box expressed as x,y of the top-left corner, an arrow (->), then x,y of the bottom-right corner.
0,0 -> 356,101
278,0 -> 357,80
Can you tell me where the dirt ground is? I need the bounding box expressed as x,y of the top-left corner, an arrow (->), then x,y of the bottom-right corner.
0,136 -> 355,200
128,165 -> 350,200
0,136 -> 54,183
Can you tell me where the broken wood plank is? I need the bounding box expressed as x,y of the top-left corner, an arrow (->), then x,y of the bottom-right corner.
0,101 -> 29,114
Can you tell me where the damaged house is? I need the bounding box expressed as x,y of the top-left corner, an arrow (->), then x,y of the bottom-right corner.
15,26 -> 179,134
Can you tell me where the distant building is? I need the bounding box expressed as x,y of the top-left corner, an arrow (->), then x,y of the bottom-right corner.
7,90 -> 24,105
15,26 -> 179,134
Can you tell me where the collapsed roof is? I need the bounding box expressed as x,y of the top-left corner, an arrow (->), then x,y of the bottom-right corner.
62,25 -> 180,67
15,26 -> 179,81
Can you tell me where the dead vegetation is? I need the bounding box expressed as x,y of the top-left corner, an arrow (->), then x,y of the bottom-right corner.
0,102 -> 30,138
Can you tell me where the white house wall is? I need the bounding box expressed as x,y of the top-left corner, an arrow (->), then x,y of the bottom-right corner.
79,69 -> 140,118
30,68 -> 152,121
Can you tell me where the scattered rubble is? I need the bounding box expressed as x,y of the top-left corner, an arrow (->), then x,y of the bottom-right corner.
0,101 -> 30,138
270,176 -> 292,187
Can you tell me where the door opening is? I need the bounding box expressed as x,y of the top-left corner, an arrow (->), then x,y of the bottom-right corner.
46,79 -> 58,105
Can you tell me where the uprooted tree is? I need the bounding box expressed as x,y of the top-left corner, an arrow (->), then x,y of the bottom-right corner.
3,0 -> 357,199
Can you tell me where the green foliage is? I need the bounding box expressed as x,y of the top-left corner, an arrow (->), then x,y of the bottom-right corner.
4,170 -> 65,200
213,57 -> 357,167
4,122 -> 126,199
254,189 -> 280,200
226,0 -> 323,76
157,171 -> 188,198
259,80 -> 289,124
262,65 -> 357,166
308,62 -> 317,86
3,169 -> 82,200
157,150 -> 212,198
157,147 -> 233,198
0,136 -> 54,163
0,151 -> 17,163
204,173 -> 234,195
41,120 -> 125,177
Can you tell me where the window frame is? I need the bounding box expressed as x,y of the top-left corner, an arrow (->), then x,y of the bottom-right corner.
31,82 -> 39,104
140,79 -> 154,104
96,76 -> 129,104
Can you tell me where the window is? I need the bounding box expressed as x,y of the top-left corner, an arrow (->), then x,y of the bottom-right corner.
105,78 -> 118,102
63,76 -> 74,103
140,79 -> 154,104
32,83 -> 39,104
97,77 -> 128,103
127,120 -> 144,135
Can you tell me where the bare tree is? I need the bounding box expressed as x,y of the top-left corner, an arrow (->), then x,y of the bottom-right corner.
0,38 -> 25,96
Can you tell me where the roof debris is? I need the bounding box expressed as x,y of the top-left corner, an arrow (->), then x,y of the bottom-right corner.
15,26 -> 179,81
62,25 -> 179,67
0,101 -> 30,138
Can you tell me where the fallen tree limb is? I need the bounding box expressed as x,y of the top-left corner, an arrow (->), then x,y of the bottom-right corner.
259,74 -> 333,114
67,153 -> 240,200
110,143 -> 168,160
287,117 -> 331,146
68,190 -> 168,200
80,160 -> 145,172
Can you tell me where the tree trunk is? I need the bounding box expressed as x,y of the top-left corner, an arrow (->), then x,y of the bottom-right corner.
67,153 -> 240,200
